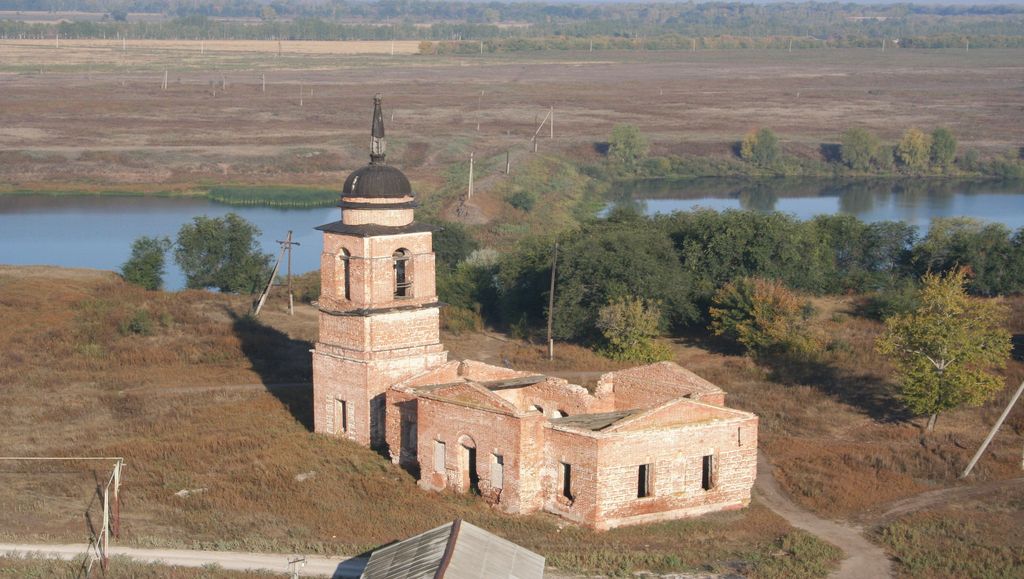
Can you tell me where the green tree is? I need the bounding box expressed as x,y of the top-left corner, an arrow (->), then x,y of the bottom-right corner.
174,213 -> 273,294
876,268 -> 1012,431
607,124 -> 648,173
740,128 -> 780,168
121,236 -> 171,290
709,277 -> 818,356
840,128 -> 880,171
596,296 -> 672,362
930,127 -> 957,168
896,128 -> 933,170
911,217 -> 1022,296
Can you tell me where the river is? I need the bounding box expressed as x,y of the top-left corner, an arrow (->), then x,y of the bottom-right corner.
1,178 -> 1022,290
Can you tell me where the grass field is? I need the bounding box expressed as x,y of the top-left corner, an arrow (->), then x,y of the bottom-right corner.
0,266 -> 843,577
1,47 -> 1021,198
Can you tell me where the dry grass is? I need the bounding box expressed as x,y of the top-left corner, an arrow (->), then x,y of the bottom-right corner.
0,266 -> 840,577
672,296 -> 1024,519
875,484 -> 1024,578
0,554 -> 276,577
2,38 -> 422,59
1,49 -> 1022,193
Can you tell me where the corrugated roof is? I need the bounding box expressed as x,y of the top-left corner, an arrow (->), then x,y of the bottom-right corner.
360,519 -> 545,579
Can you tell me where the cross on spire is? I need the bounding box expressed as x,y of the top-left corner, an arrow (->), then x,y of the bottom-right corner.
370,93 -> 386,164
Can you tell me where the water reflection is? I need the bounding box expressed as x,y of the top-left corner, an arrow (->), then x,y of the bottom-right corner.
613,178 -> 1024,231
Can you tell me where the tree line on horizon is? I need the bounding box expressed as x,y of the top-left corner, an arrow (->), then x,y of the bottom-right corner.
3,0 -> 1024,46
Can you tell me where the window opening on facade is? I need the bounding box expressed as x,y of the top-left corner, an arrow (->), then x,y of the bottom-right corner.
637,464 -> 652,498
393,248 -> 411,298
552,409 -> 567,418
491,454 -> 504,490
702,455 -> 715,491
335,399 -> 347,434
530,404 -> 544,416
561,463 -> 573,500
434,441 -> 446,473
340,249 -> 351,300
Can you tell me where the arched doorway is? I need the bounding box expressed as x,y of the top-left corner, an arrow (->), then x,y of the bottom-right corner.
457,434 -> 479,494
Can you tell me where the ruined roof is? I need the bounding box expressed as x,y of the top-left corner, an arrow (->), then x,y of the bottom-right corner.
599,361 -> 724,398
550,409 -> 639,432
361,519 -> 545,579
416,382 -> 520,414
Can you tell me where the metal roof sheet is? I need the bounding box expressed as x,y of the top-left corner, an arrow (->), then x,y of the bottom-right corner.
360,519 -> 545,579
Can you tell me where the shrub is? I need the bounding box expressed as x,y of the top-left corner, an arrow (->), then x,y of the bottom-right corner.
709,277 -> 818,356
930,127 -> 957,168
896,128 -> 933,170
740,128 -> 780,168
506,189 -> 538,212
596,296 -> 673,362
121,236 -> 171,290
840,128 -> 879,171
119,309 -> 154,336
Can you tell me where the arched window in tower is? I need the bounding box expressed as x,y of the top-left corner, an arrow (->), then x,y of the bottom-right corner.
340,249 -> 351,300
393,248 -> 411,298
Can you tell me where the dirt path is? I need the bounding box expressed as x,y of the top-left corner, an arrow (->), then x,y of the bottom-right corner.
754,453 -> 893,579
868,475 -> 1024,526
0,543 -> 366,578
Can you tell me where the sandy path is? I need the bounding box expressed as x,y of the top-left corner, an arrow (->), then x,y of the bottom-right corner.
754,453 -> 894,579
0,543 -> 366,578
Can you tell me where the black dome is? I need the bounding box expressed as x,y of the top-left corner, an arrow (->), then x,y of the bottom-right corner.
342,164 -> 412,199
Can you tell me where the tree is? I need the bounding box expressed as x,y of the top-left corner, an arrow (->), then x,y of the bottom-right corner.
930,127 -> 957,168
607,124 -> 648,173
875,268 -> 1012,431
709,277 -> 818,356
121,236 -> 171,290
740,128 -> 780,167
596,296 -> 672,362
896,128 -> 933,170
840,128 -> 880,171
174,213 -> 273,294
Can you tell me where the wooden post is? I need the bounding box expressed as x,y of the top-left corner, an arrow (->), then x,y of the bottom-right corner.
505,150 -> 510,175
692,38 -> 696,52
101,483 -> 110,571
253,246 -> 284,317
112,459 -> 123,539
547,242 -> 558,360
550,106 -> 554,139
122,36 -> 126,51
201,40 -> 205,54
467,152 -> 474,199
261,73 -> 265,93
960,380 -> 1024,479
299,82 -> 303,107
789,38 -> 793,52
162,69 -> 168,90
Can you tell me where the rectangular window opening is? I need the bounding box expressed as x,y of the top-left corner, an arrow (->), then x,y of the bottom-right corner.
637,464 -> 652,498
335,399 -> 348,434
561,463 -> 573,500
491,454 -> 504,490
434,441 -> 446,473
702,455 -> 715,491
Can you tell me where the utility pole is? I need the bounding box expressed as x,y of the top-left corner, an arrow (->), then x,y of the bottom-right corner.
162,69 -> 168,90
550,106 -> 554,139
254,243 -> 285,317
547,242 -> 558,360
288,557 -> 306,579
261,72 -> 265,93
960,379 -> 1024,478
276,231 -> 300,315
467,152 -> 474,199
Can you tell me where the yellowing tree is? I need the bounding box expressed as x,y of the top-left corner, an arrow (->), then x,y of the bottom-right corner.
876,268 -> 1012,431
709,277 -> 817,356
896,128 -> 933,170
597,296 -> 672,362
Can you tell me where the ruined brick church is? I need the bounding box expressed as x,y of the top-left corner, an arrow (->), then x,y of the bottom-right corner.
312,95 -> 758,530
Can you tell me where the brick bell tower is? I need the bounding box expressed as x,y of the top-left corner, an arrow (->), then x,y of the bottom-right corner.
312,94 -> 447,449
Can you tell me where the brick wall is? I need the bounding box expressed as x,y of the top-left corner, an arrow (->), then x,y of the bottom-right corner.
591,414 -> 758,530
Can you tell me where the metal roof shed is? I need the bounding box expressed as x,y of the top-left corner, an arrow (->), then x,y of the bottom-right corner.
360,519 -> 545,579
